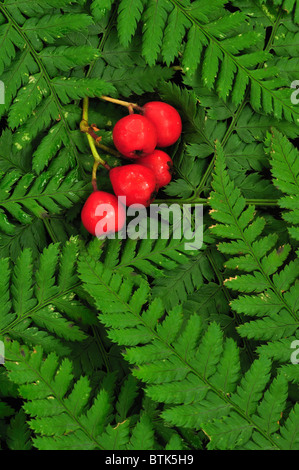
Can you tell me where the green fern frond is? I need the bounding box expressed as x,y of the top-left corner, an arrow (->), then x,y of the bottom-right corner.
95,30 -> 174,97
115,375 -> 139,422
152,252 -> 214,310
128,414 -> 156,450
266,128 -> 299,242
1,0 -> 299,452
51,77 -> 115,105
233,105 -> 299,143
258,0 -> 299,23
80,228 -> 213,312
141,0 -> 171,66
272,27 -> 299,57
99,63 -> 173,97
74,258 -> 299,450
6,410 -> 32,450
22,13 -> 93,47
0,21 -> 23,75
4,341 -> 112,450
275,404 -> 299,450
0,168 -> 86,233
117,0 -> 145,47
0,129 -> 32,173
8,75 -> 114,130
40,45 -> 100,75
100,233 -> 197,277
3,341 -> 169,450
91,0 -> 113,21
0,1 -> 116,177
115,0 -> 299,125
0,401 -> 14,424
208,141 -> 299,357
2,0 -> 74,20
0,239 -> 93,354
0,218 -> 48,262
162,5 -> 191,66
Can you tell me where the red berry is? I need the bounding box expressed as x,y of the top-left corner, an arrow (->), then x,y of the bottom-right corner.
142,101 -> 182,147
81,191 -> 126,237
110,164 -> 159,207
112,114 -> 157,159
138,150 -> 173,188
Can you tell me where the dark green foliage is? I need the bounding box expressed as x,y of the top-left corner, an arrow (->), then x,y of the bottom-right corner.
0,0 -> 298,451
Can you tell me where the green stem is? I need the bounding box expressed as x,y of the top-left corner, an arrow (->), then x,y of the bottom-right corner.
82,96 -> 88,123
43,217 -> 59,244
91,159 -> 100,192
154,197 -> 278,206
99,95 -> 142,112
95,141 -> 121,158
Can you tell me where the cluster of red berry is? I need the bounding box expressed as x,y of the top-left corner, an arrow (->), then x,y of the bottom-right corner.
81,101 -> 182,237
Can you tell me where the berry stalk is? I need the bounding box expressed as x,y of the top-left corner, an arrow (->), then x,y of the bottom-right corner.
80,97 -> 111,190
100,95 -> 143,113
91,159 -> 100,192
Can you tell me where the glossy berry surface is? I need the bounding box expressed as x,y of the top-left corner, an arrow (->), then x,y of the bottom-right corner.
81,191 -> 126,237
112,114 -> 157,159
142,101 -> 182,147
110,164 -> 158,207
138,150 -> 173,188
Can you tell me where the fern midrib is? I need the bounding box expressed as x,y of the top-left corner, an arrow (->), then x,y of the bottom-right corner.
5,347 -> 107,450
242,319 -> 299,332
81,253 -> 280,449
224,151 -> 265,160
0,186 -> 86,208
0,5 -> 81,169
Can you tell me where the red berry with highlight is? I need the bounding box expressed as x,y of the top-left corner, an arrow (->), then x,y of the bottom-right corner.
81,191 -> 126,237
142,101 -> 182,147
138,150 -> 173,188
112,114 -> 157,159
110,164 -> 159,207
